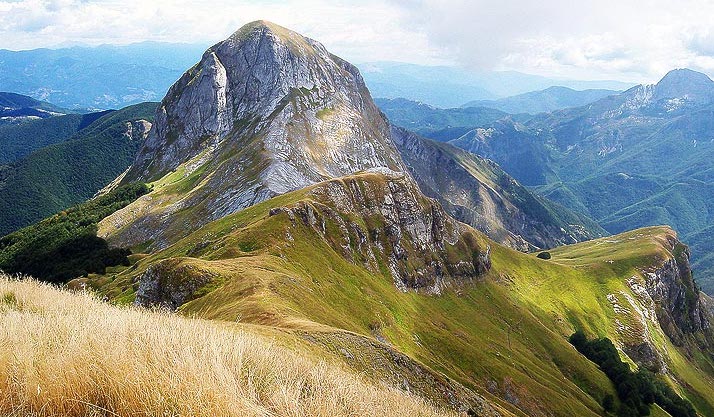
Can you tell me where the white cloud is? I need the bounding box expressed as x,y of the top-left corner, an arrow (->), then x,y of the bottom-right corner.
0,0 -> 443,65
388,0 -> 714,82
1,0 -> 714,82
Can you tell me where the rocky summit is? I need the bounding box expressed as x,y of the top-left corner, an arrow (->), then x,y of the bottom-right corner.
107,21 -> 407,249
102,20 -> 602,254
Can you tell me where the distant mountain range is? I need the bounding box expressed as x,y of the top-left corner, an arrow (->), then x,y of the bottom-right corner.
375,86 -> 620,138
0,43 -> 635,110
360,61 -> 634,107
461,86 -> 619,114
374,98 -> 516,139
0,43 -> 206,109
388,67 -> 714,294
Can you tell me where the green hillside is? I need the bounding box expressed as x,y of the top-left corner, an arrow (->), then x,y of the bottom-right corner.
0,112 -> 109,164
62,166 -> 713,417
0,102 -> 157,235
384,70 -> 714,295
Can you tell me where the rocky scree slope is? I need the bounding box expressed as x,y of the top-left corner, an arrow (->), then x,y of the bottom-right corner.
108,21 -> 407,249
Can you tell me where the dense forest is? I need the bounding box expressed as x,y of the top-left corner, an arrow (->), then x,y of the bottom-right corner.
570,331 -> 696,417
0,183 -> 149,283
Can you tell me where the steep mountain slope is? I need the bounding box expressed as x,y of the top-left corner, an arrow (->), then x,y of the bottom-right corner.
461,86 -> 618,114
101,21 -> 602,257
0,103 -> 156,235
360,61 -> 633,107
89,176 -> 714,416
411,69 -> 714,294
107,21 -> 405,250
449,119 -> 556,186
391,126 -> 605,250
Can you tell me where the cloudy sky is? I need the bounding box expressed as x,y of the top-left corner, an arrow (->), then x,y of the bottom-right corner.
1,0 -> 714,83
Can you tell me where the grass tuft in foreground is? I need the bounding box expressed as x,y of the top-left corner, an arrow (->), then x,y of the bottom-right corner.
0,275 -> 454,417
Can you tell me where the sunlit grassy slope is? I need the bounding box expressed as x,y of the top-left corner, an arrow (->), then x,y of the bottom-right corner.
86,166 -> 714,416
0,276 -> 460,417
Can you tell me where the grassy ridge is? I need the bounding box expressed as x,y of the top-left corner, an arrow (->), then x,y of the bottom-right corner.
82,150 -> 714,417
90,171 -> 714,417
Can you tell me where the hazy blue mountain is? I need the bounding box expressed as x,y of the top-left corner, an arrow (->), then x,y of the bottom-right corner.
0,43 -> 206,109
360,61 -> 634,107
359,62 -> 496,108
451,69 -> 714,293
378,68 -> 714,293
375,97 -> 517,138
461,86 -> 619,114
0,44 -> 633,110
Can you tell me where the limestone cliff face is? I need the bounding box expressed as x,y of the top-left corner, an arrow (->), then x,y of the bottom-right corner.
613,230 -> 712,370
126,20 -> 404,185
269,171 -> 490,294
134,258 -> 218,310
107,21 -> 406,249
391,126 -> 605,251
641,235 -> 709,345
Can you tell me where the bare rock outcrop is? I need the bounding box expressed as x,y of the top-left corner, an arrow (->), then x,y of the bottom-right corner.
270,171 -> 490,293
104,21 -> 407,250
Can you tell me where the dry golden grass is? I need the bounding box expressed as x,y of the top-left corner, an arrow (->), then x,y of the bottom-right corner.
0,275 -> 455,417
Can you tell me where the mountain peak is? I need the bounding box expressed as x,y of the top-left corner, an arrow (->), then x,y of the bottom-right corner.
222,20 -> 320,57
113,21 -> 407,249
653,68 -> 714,101
657,68 -> 712,84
